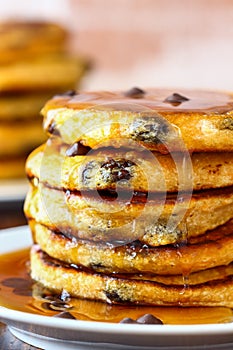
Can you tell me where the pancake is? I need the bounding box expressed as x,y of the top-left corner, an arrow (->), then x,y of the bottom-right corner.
25,87 -> 233,310
0,22 -> 89,180
26,142 -> 233,192
0,119 -> 46,157
31,220 -> 233,276
31,282 -> 233,324
24,182 -> 233,246
42,88 -> 233,153
0,55 -> 87,93
0,93 -> 58,121
30,246 -> 233,307
0,21 -> 67,64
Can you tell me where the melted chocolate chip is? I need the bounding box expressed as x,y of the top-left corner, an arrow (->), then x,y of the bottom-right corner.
53,311 -> 76,319
82,161 -> 98,184
48,122 -> 60,136
100,158 -> 135,182
105,290 -> 130,303
97,189 -> 118,202
219,117 -> 233,130
129,116 -> 169,145
66,142 -> 91,157
124,87 -> 145,99
163,93 -> 189,106
119,314 -> 163,325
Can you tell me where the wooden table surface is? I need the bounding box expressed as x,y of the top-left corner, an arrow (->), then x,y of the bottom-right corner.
0,200 -> 40,349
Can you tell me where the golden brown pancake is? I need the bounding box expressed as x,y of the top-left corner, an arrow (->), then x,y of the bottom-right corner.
0,119 -> 46,157
42,88 -> 233,153
32,282 -> 233,324
30,245 -> 233,307
0,94 -> 58,176
0,22 -> 89,180
24,182 -> 233,246
0,21 -> 67,64
26,142 -> 233,192
31,220 -> 233,276
25,88 -> 233,310
0,55 -> 88,93
0,93 -> 58,121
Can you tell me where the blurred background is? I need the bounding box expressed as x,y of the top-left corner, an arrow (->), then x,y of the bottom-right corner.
1,0 -> 233,90
69,0 -> 233,91
1,0 -> 233,228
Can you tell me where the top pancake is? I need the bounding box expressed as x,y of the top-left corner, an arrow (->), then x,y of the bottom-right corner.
42,88 -> 233,153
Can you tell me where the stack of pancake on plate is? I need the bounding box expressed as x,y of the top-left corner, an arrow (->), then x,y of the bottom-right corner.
0,21 -> 88,179
24,88 -> 233,307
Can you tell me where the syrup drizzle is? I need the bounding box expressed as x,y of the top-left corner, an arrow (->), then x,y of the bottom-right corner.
0,247 -> 233,325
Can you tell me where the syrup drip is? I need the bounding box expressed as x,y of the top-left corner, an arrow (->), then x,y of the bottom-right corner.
0,248 -> 233,325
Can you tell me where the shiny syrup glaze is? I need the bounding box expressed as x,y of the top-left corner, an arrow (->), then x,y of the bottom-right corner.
0,248 -> 233,324
43,88 -> 233,114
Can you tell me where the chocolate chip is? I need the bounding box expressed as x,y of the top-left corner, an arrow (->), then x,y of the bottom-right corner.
100,158 -> 135,183
119,318 -> 138,324
97,189 -> 118,202
219,117 -> 233,130
137,314 -> 163,324
119,314 -> 163,325
129,116 -> 169,145
82,161 -> 99,184
163,93 -> 189,106
124,87 -> 145,99
48,122 -> 60,136
53,311 -> 76,319
66,142 -> 91,157
105,290 -> 130,303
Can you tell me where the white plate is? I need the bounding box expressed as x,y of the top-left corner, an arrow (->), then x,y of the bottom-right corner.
1,226 -> 233,350
0,179 -> 28,202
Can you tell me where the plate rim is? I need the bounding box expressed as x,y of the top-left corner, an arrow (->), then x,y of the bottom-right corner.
1,305 -> 233,336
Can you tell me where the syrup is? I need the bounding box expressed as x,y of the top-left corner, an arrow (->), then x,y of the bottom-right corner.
0,247 -> 233,324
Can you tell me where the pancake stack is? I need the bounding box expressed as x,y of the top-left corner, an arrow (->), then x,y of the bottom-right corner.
0,21 -> 88,179
24,88 -> 233,307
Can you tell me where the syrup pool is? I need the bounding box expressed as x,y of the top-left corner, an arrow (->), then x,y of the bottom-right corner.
0,247 -> 233,325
